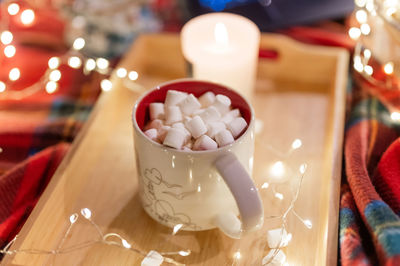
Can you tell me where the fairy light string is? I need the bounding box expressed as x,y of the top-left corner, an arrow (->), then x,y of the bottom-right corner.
258,137 -> 311,265
0,208 -> 189,266
349,0 -> 398,79
0,0 -> 140,100
349,0 -> 400,118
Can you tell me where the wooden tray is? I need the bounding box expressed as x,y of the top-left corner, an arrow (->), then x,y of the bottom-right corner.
2,33 -> 348,266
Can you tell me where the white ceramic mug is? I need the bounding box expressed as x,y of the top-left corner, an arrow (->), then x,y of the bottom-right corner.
132,79 -> 263,239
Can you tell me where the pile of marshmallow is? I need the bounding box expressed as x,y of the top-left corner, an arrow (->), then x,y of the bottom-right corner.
143,90 -> 248,151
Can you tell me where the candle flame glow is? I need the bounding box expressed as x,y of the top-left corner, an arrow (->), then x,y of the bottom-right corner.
214,22 -> 229,47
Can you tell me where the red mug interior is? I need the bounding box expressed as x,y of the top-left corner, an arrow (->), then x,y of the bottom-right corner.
135,80 -> 252,140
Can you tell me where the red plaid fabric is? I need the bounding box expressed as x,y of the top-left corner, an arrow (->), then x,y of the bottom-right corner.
285,23 -> 400,265
0,5 -> 100,248
0,143 -> 69,246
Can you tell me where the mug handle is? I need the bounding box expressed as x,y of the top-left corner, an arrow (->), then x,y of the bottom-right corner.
214,153 -> 264,239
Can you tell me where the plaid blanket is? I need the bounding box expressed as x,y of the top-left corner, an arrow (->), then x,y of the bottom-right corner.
284,25 -> 400,265
339,74 -> 400,265
0,7 -> 100,248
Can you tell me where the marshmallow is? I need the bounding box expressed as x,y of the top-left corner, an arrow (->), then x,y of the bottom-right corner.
199,91 -> 216,107
193,135 -> 218,150
212,94 -> 231,115
178,94 -> 201,116
262,249 -> 286,266
158,125 -> 171,142
267,228 -> 291,248
165,106 -> 182,125
149,103 -> 165,120
144,128 -> 159,143
183,116 -> 192,125
192,108 -> 205,116
221,108 -> 241,124
172,122 -> 185,129
229,108 -> 240,118
164,90 -> 187,106
172,122 -> 191,142
163,128 -> 186,149
182,146 -> 192,151
143,91 -> 248,151
221,113 -> 234,125
227,117 -> 247,138
206,121 -> 225,139
215,129 -> 234,147
186,115 -> 207,139
145,119 -> 163,131
199,106 -> 221,124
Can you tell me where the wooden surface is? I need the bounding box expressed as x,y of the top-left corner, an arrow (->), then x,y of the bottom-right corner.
2,33 -> 349,266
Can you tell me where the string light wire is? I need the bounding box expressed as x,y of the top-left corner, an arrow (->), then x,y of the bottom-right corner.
0,0 -> 137,100
0,209 -> 188,265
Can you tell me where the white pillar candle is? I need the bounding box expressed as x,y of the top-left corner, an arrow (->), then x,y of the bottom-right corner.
181,13 -> 260,99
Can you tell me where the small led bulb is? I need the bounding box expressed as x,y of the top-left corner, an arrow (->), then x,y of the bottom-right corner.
101,79 -> 112,91
49,70 -> 61,81
69,213 -> 78,224
128,71 -> 138,81
8,3 -> 20,15
48,57 -> 60,69
4,45 -> 16,58
0,81 -> 6,92
73,37 -> 85,50
85,59 -> 96,71
81,208 -> 92,219
45,81 -> 58,94
20,9 -> 35,25
116,67 -> 127,78
96,58 -> 109,70
1,31 -> 13,45
68,56 -> 82,69
9,68 -> 20,81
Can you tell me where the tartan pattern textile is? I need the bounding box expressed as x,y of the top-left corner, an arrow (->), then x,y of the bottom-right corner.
0,143 -> 69,247
340,184 -> 374,265
0,78 -> 99,247
339,74 -> 400,265
283,24 -> 400,265
0,6 -> 101,251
